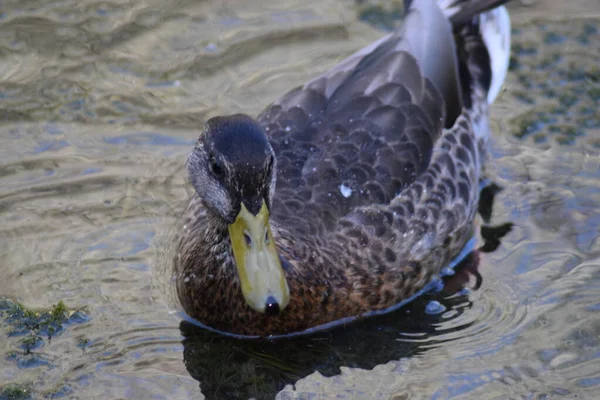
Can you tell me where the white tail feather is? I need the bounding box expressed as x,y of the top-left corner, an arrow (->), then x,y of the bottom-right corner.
480,6 -> 511,104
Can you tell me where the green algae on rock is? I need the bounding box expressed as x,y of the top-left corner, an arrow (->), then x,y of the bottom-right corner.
0,298 -> 88,353
0,383 -> 32,400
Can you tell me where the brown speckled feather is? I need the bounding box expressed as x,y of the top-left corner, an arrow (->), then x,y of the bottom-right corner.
174,0 -> 508,337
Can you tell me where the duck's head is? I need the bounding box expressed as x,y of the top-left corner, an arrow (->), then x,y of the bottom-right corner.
187,114 -> 289,316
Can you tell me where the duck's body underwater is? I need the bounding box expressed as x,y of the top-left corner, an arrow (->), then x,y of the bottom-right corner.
174,0 -> 512,337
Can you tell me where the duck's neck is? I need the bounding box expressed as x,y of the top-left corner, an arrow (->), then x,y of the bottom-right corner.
178,209 -> 236,282
201,213 -> 236,272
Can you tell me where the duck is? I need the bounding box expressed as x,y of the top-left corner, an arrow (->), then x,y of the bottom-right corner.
173,0 -> 512,337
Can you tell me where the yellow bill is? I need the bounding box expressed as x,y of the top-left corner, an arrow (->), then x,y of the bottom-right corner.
228,201 -> 289,314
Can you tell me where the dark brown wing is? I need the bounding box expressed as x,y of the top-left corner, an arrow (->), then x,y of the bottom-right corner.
257,0 -> 462,237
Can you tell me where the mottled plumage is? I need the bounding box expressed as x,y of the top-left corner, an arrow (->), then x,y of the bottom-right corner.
174,0 -> 511,337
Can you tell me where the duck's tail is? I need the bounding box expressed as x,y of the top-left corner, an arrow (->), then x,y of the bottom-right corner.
437,0 -> 512,106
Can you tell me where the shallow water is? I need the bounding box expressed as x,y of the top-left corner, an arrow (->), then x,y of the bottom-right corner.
1,0 -> 599,399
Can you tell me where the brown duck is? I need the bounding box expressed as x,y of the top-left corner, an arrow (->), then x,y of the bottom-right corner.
174,0 -> 512,337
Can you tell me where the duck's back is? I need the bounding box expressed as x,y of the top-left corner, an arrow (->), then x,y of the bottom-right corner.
259,0 -> 507,238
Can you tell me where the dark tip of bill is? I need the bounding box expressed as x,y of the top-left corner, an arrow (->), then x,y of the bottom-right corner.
265,296 -> 280,316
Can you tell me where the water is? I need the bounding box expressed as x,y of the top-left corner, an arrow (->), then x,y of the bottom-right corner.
1,0 -> 599,399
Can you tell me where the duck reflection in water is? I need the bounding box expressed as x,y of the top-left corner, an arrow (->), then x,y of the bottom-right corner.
179,184 -> 512,400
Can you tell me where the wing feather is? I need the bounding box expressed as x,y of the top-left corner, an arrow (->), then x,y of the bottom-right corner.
257,0 -> 463,236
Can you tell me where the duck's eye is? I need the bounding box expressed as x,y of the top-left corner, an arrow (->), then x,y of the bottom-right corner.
209,155 -> 223,177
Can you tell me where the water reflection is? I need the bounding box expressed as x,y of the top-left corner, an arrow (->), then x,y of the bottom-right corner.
179,185 -> 512,399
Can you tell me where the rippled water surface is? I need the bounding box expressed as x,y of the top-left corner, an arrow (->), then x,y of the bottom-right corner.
1,0 -> 599,399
